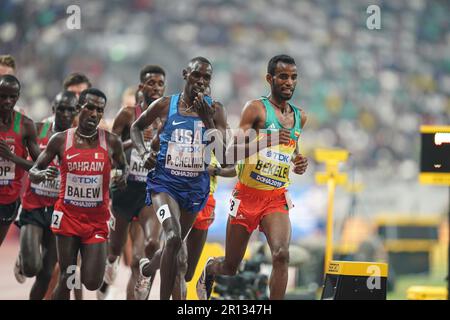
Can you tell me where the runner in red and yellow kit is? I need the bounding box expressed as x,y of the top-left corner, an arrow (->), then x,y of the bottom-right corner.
0,75 -> 40,247
29,88 -> 128,300
197,55 -> 308,300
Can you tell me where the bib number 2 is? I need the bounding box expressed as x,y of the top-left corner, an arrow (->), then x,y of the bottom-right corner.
51,211 -> 63,229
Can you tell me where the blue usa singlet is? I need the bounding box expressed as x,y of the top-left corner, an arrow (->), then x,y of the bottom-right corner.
145,93 -> 213,213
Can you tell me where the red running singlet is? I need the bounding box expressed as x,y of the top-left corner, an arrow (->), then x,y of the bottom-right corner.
22,122 -> 60,210
51,128 -> 111,244
0,112 -> 27,205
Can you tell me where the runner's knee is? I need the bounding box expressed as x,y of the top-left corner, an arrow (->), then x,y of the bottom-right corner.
82,275 -> 103,291
272,246 -> 289,266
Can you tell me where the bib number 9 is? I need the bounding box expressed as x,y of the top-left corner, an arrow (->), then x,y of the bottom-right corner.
156,204 -> 171,224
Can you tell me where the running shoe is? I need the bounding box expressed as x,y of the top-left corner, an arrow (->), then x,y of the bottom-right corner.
13,255 -> 25,284
196,257 -> 215,300
134,258 -> 152,300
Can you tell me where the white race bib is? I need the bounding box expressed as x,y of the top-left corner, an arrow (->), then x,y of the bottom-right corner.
228,196 -> 241,218
30,176 -> 60,198
129,148 -> 149,182
156,204 -> 172,224
64,173 -> 103,208
0,159 -> 15,185
51,210 -> 63,229
165,141 -> 205,172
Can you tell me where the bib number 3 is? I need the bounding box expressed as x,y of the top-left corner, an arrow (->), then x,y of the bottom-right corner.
228,196 -> 241,218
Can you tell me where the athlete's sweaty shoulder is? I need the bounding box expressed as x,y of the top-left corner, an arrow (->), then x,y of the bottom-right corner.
239,99 -> 266,131
116,106 -> 135,122
45,131 -> 67,158
20,113 -> 38,137
18,112 -> 41,160
154,96 -> 171,113
292,104 -> 307,129
150,96 -> 171,122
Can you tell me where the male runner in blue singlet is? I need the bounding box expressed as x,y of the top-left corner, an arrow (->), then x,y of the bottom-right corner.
130,57 -> 228,300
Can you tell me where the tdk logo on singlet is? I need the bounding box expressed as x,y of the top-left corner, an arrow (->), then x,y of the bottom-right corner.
71,176 -> 99,184
265,150 -> 290,163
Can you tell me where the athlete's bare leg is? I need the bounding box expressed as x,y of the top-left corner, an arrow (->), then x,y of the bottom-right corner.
29,229 -> 57,300
260,212 -> 291,300
20,224 -> 44,277
185,227 -> 209,282
146,192 -> 197,300
73,285 -> 83,300
97,208 -> 131,299
44,264 -> 59,299
126,204 -> 161,299
80,241 -> 107,291
172,226 -> 208,300
207,217 -> 252,276
53,235 -> 80,300
126,220 -> 144,300
123,234 -> 132,267
138,204 -> 161,262
107,209 -> 130,263
172,241 -> 188,300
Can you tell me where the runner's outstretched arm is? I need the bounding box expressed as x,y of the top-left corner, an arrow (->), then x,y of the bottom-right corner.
225,100 -> 290,164
28,132 -> 64,184
111,107 -> 134,151
0,116 -> 40,171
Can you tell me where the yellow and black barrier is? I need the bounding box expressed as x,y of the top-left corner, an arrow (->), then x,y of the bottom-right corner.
321,261 -> 388,300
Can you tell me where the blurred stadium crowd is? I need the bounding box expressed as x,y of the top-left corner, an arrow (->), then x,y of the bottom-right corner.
1,0 -> 449,217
